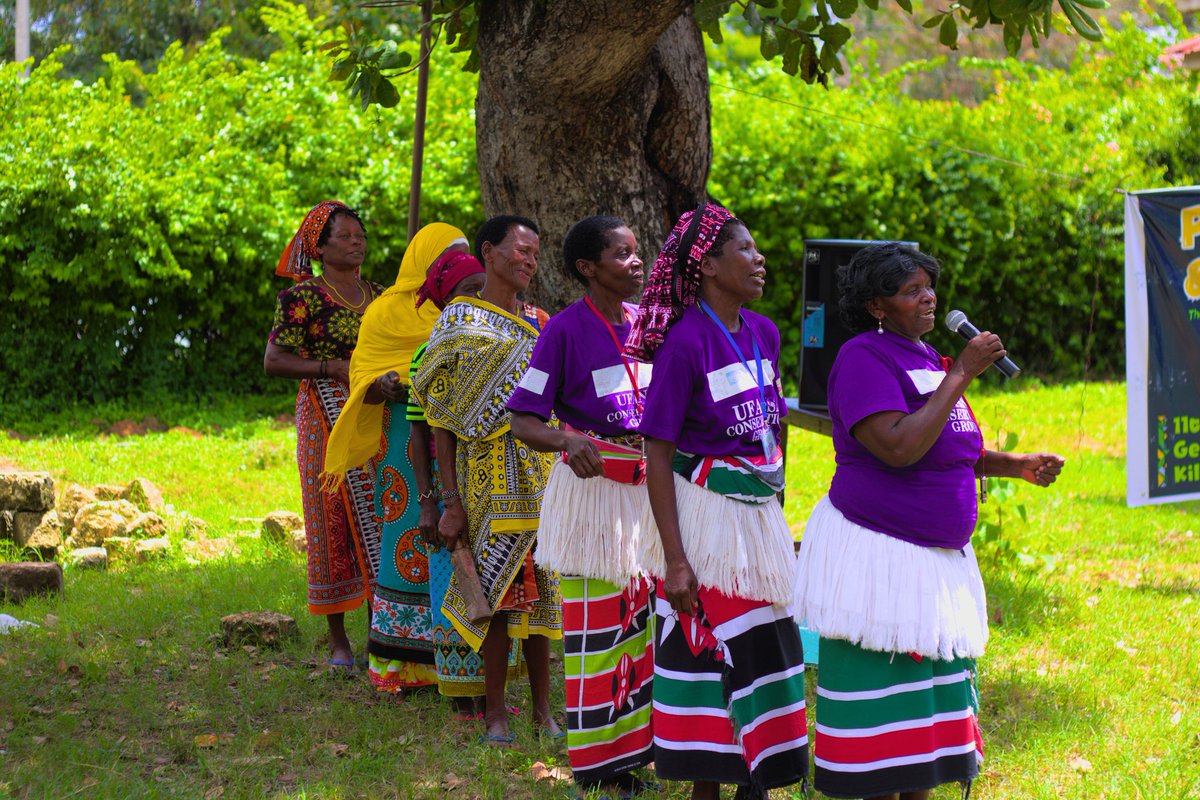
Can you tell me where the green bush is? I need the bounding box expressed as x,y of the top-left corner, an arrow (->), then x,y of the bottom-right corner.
1,6 -> 1194,413
711,19 -> 1199,380
0,1 -> 480,414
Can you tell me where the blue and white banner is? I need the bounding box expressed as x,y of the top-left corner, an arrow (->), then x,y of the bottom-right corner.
1125,187 -> 1200,506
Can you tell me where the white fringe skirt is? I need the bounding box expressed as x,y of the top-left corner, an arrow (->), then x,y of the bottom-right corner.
640,474 -> 796,608
534,460 -> 648,585
792,495 -> 989,660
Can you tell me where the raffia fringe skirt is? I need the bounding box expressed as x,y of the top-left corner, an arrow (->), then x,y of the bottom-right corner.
535,460 -> 648,586
793,496 -> 988,660
640,473 -> 795,608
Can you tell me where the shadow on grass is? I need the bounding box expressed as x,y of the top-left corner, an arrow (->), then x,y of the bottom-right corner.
5,390 -> 297,439
980,563 -> 1059,637
0,553 -> 579,799
979,669 -> 1103,755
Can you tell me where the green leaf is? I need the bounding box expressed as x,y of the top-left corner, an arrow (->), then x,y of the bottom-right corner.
819,22 -> 853,48
379,50 -> 412,71
795,14 -> 821,31
923,14 -> 944,27
829,0 -> 859,18
895,0 -> 913,13
374,78 -> 400,109
939,14 -> 959,47
781,34 -> 803,74
782,0 -> 804,21
1002,430 -> 1019,451
330,60 -> 353,82
761,25 -> 781,60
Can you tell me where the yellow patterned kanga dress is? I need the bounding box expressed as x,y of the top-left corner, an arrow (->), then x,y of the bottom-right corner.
410,297 -> 561,651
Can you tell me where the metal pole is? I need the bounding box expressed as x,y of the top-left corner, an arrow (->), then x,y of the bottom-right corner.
15,0 -> 30,75
406,1 -> 432,241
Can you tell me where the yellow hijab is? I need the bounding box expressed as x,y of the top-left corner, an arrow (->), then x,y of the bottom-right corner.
321,222 -> 467,488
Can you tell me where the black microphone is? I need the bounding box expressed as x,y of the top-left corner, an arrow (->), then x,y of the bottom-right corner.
944,310 -> 1021,380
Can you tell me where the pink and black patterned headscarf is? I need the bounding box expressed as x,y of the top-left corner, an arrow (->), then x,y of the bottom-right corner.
275,200 -> 352,281
416,250 -> 485,311
623,202 -> 736,362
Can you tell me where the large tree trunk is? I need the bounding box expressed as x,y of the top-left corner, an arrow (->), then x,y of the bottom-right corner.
475,0 -> 711,312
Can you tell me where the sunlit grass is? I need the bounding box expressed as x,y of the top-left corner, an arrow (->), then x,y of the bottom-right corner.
1,382 -> 1197,798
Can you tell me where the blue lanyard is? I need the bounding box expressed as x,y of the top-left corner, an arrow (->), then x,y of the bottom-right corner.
697,299 -> 768,410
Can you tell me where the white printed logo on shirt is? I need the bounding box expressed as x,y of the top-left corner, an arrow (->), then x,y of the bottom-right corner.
591,362 -> 653,398
706,360 -> 777,403
518,367 -> 550,396
906,368 -> 944,395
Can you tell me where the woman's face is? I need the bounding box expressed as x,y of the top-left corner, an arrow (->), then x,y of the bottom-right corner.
579,226 -> 643,300
869,267 -> 936,342
447,272 -> 486,301
701,222 -> 766,304
482,224 -> 539,292
317,214 -> 367,272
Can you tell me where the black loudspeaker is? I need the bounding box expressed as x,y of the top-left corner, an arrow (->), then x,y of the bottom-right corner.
797,239 -> 919,410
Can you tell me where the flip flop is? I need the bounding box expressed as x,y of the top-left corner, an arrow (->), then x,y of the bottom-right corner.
326,657 -> 355,672
478,732 -> 515,747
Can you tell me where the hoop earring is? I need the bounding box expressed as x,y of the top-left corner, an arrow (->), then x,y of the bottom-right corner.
876,316 -> 884,334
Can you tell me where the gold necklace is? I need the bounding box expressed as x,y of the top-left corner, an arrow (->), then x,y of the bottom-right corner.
321,275 -> 369,310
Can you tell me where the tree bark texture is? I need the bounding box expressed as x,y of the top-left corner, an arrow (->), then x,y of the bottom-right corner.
475,0 -> 711,312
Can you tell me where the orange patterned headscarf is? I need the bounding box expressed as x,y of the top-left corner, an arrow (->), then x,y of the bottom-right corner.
275,200 -> 352,281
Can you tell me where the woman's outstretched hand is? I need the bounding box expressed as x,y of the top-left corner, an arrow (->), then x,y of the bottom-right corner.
1016,452 -> 1065,487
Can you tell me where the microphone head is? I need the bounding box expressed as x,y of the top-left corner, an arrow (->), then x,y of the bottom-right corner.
944,309 -> 968,333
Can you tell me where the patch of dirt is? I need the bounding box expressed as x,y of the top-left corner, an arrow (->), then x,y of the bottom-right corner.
104,417 -> 171,437
5,429 -> 30,443
169,427 -> 204,439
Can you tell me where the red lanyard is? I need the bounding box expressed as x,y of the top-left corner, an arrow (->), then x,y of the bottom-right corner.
583,296 -> 641,410
940,355 -> 988,504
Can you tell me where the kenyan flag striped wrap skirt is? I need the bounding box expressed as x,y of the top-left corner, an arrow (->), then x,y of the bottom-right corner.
652,584 -> 809,791
814,637 -> 983,798
562,575 -> 655,788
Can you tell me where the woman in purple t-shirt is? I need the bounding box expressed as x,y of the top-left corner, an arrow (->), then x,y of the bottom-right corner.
509,215 -> 655,797
792,243 -> 1064,800
626,203 -> 809,800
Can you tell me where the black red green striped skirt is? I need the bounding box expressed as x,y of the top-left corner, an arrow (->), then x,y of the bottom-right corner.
562,575 -> 655,788
814,636 -> 983,798
652,584 -> 809,791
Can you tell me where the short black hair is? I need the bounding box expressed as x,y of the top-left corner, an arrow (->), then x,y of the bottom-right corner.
837,242 -> 941,333
316,207 -> 365,247
561,215 -> 627,287
473,215 -> 540,261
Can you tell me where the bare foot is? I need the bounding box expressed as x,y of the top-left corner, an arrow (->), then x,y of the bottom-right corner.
483,712 -> 511,740
533,710 -> 563,737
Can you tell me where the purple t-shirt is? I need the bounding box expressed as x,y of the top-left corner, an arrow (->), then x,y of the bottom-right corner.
827,330 -> 983,549
638,305 -> 783,457
507,299 -> 650,437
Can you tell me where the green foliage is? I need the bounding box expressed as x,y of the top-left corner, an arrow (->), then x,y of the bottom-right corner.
2,8 -> 1192,411
0,1 -> 481,414
709,18 -> 1198,381
331,0 -> 1109,108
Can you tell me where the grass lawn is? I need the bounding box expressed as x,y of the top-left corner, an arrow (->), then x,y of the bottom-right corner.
1,382 -> 1198,799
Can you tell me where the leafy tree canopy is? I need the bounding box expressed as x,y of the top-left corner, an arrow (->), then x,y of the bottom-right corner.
325,0 -> 1110,110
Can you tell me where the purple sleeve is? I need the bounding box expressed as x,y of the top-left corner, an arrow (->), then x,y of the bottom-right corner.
506,316 -> 565,420
830,342 -> 908,431
637,348 -> 695,444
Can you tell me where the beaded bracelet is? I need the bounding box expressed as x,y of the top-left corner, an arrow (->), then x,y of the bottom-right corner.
440,488 -> 461,506
417,488 -> 438,503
